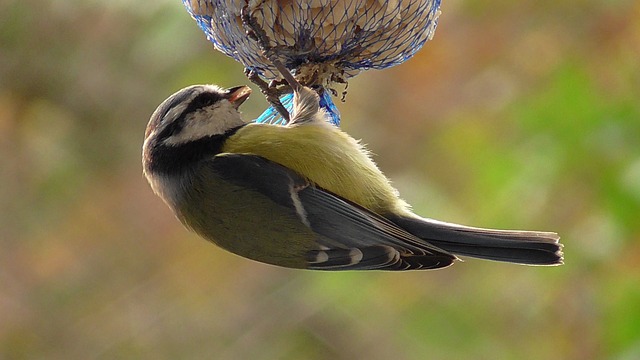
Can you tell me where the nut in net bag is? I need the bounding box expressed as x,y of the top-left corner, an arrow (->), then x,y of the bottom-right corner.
184,0 -> 442,88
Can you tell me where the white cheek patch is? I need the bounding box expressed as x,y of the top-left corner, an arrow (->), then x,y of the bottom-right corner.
163,101 -> 246,146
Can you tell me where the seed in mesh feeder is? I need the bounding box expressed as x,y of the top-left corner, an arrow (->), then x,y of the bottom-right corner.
184,0 -> 442,87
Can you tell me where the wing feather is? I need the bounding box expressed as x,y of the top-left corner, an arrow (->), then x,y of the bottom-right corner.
209,154 -> 456,270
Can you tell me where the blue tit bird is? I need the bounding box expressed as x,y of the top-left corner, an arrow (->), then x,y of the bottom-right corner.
142,78 -> 563,270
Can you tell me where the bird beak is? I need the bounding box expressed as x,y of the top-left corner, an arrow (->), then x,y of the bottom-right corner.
226,86 -> 252,109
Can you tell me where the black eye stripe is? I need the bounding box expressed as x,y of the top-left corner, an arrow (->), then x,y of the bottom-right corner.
182,92 -> 225,116
155,90 -> 226,141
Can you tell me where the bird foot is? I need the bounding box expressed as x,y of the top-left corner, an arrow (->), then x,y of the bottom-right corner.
244,68 -> 291,122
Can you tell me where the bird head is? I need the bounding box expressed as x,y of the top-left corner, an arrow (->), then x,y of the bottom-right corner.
143,85 -> 251,177
144,85 -> 251,147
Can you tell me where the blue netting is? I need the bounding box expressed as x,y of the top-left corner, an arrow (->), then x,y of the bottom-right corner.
255,90 -> 341,126
183,0 -> 441,82
183,0 -> 441,125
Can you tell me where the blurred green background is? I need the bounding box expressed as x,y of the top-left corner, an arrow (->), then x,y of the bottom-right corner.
2,0 -> 639,358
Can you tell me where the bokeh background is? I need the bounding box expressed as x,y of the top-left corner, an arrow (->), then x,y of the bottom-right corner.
2,0 -> 639,358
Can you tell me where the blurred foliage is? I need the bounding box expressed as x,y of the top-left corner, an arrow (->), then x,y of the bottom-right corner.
1,0 -> 639,359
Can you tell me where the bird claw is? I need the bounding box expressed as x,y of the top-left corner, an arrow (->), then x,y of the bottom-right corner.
244,67 -> 291,123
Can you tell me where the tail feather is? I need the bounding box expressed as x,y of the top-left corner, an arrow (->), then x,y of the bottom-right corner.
389,215 -> 564,266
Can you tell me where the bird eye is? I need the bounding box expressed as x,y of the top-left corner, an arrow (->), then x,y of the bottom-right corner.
190,93 -> 221,110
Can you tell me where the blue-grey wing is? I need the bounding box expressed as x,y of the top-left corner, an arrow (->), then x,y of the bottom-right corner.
208,153 -> 455,270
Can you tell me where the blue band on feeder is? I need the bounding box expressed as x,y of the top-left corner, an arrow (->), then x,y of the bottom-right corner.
255,91 -> 341,126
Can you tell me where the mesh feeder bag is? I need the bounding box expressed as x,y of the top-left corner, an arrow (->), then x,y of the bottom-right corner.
183,0 -> 442,124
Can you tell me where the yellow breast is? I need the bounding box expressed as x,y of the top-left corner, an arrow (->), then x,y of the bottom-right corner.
222,123 -> 408,215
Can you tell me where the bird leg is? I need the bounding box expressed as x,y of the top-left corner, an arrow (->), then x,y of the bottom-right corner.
244,68 -> 291,122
